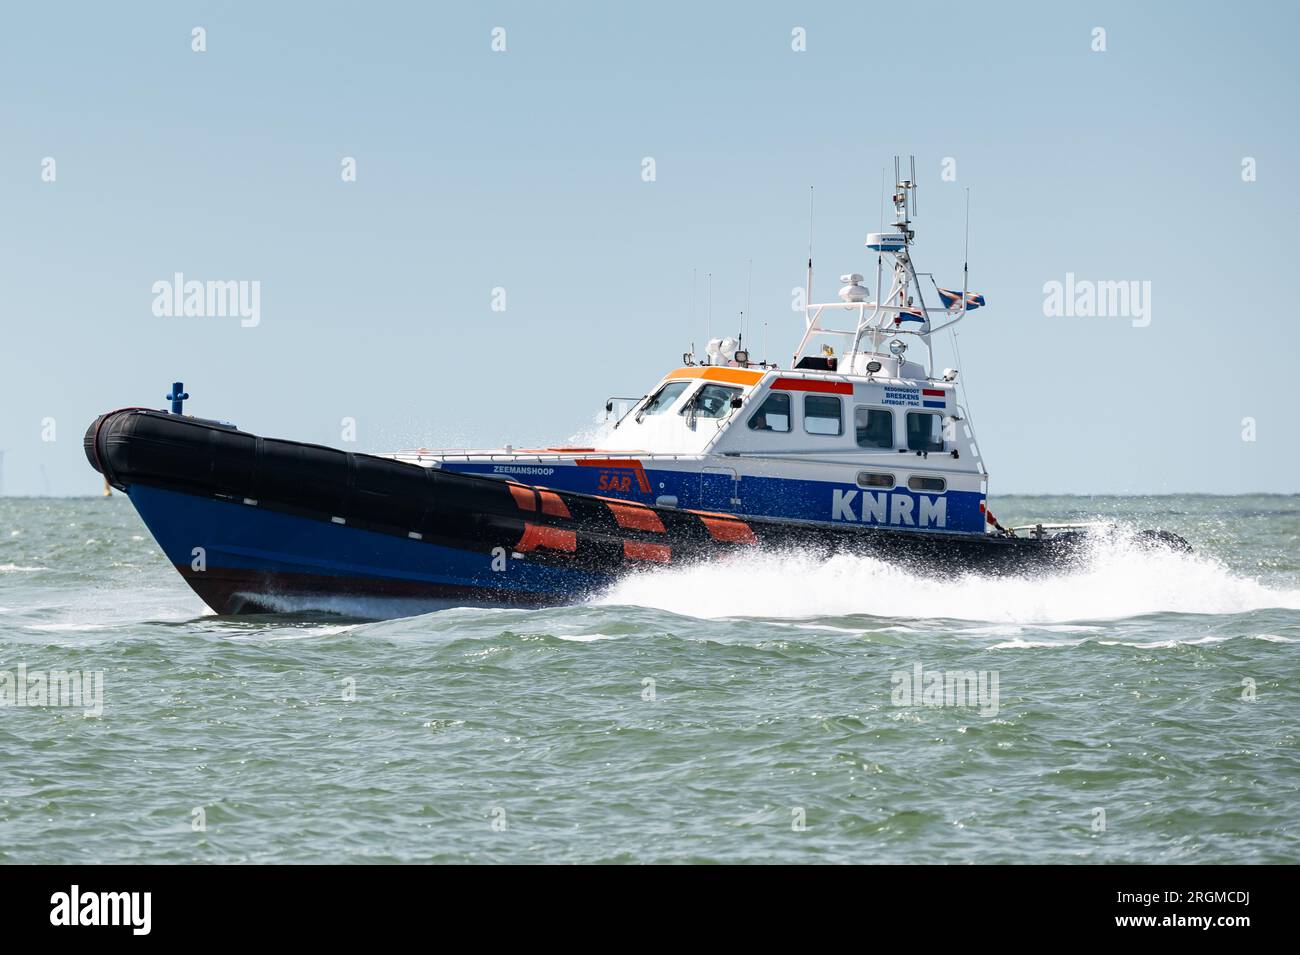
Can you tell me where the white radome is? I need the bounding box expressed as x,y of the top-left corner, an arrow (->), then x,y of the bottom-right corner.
838,273 -> 869,303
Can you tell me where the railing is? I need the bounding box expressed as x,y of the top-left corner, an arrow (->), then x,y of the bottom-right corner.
1007,521 -> 1116,540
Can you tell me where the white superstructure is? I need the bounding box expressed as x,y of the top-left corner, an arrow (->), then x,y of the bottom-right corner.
390,158 -> 994,536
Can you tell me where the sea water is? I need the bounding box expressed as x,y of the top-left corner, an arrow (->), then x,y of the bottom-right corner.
1,494 -> 1296,863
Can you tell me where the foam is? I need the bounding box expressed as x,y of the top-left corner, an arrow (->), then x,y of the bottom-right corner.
593,535 -> 1300,624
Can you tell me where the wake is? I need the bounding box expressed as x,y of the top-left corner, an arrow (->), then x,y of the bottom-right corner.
593,536 -> 1300,624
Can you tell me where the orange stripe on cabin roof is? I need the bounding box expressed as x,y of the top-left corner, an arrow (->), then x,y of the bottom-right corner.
514,447 -> 597,453
661,366 -> 764,386
576,459 -> 645,469
771,377 -> 852,395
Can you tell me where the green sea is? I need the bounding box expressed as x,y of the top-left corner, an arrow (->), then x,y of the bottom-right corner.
1,494 -> 1297,863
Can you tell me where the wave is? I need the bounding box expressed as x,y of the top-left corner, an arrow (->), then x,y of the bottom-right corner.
593,535 -> 1300,624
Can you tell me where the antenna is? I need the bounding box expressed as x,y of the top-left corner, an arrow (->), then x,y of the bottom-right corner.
807,187 -> 814,262
745,258 -> 753,342
963,187 -> 971,295
909,155 -> 917,217
888,154 -> 917,243
806,186 -> 814,323
879,167 -> 886,233
739,258 -> 753,349
690,268 -> 697,336
706,272 -> 712,342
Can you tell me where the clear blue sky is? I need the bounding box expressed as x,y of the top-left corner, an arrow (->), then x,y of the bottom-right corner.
2,1 -> 1297,495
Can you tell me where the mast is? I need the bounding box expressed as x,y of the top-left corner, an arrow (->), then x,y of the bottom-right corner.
850,155 -> 926,371
795,156 -> 974,378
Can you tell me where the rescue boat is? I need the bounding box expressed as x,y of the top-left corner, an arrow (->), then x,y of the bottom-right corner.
85,159 -> 1188,615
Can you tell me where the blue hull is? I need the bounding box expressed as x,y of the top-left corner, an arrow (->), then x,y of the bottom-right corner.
129,484 -> 612,614
86,408 -> 1111,617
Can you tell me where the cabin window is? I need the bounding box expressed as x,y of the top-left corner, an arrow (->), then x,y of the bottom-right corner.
641,381 -> 690,416
857,472 -> 895,489
747,392 -> 791,432
908,475 -> 946,492
682,383 -> 742,420
803,395 -> 843,436
854,407 -> 893,448
905,411 -> 945,451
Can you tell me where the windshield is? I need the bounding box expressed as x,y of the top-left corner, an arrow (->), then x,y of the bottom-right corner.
683,383 -> 741,419
639,381 -> 690,416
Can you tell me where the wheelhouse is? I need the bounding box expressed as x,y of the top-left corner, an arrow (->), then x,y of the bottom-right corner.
393,156 -> 992,535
